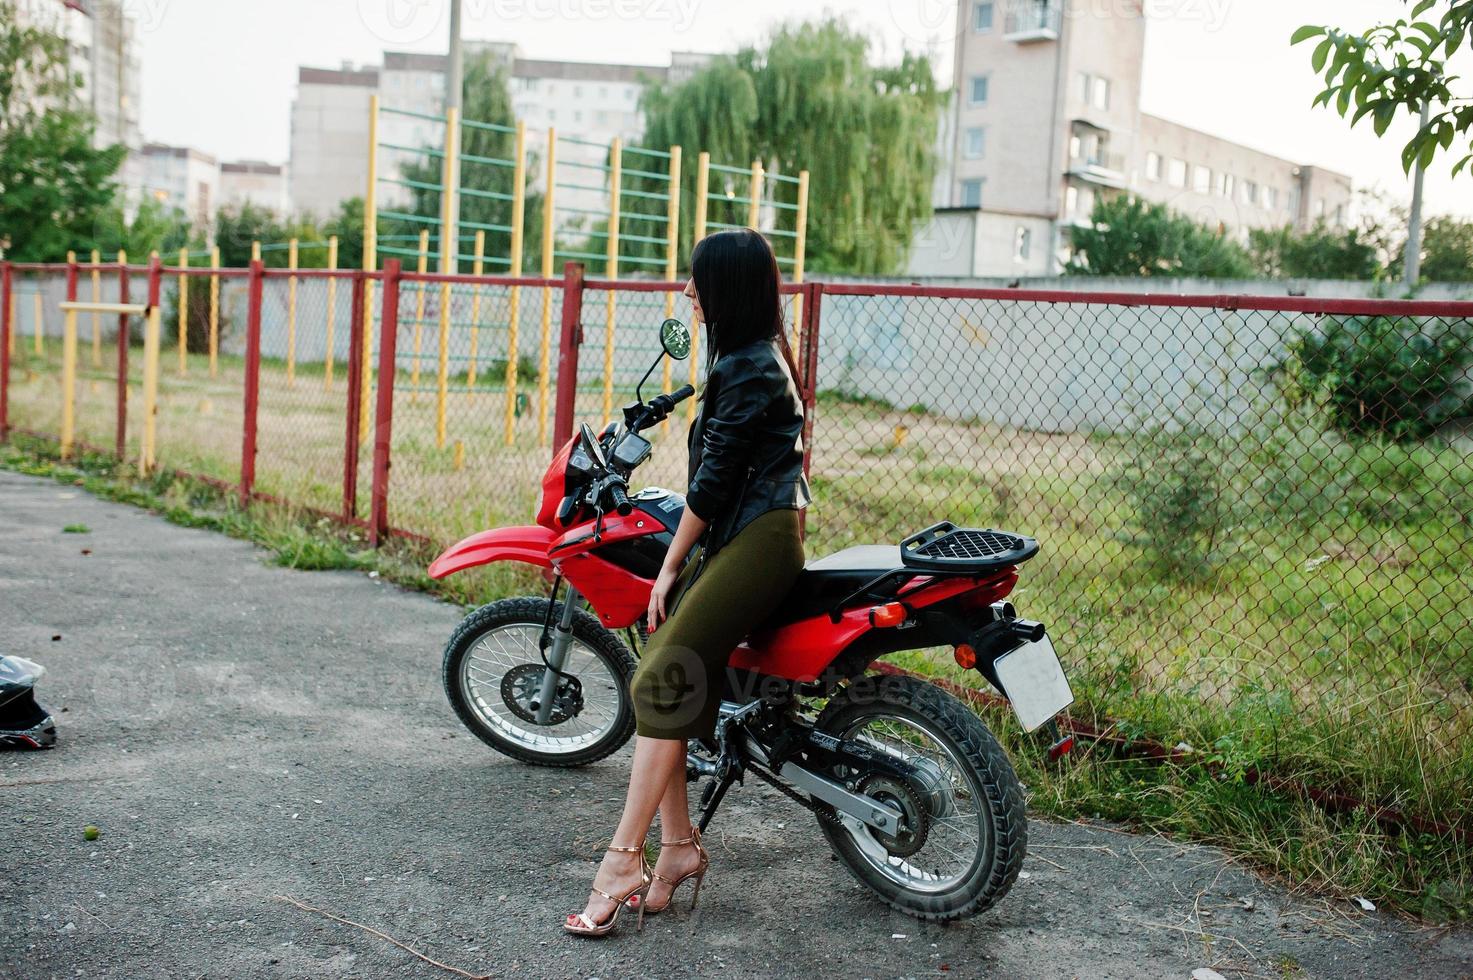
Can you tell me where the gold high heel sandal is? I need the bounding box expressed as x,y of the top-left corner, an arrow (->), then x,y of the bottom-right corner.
644,826 -> 709,915
563,843 -> 652,937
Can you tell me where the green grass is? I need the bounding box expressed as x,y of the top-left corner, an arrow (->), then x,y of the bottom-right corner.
62,523 -> 89,533
7,353 -> 1472,921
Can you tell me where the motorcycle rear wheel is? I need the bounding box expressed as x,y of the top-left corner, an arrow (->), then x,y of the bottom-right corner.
814,674 -> 1027,921
442,597 -> 637,767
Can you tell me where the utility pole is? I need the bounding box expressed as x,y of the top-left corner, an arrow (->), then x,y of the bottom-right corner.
446,0 -> 463,113
1405,100 -> 1430,289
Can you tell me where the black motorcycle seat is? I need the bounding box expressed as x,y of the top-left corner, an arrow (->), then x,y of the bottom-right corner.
756,544 -> 907,629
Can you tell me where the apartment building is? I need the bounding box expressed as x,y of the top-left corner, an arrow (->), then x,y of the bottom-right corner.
14,0 -> 144,204
139,143 -> 219,228
289,45 -> 709,219
915,0 -> 1355,277
219,161 -> 290,214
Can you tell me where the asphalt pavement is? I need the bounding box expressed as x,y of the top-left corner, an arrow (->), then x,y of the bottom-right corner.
2,468 -> 1469,979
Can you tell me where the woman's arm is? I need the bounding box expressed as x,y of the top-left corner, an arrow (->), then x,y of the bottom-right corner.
647,506 -> 708,630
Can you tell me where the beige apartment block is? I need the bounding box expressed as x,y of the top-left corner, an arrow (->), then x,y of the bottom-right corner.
919,0 -> 1353,277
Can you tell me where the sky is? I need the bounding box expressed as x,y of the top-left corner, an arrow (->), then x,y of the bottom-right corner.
131,0 -> 1472,219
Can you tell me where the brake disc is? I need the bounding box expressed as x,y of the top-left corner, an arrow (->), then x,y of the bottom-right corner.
856,774 -> 931,858
501,663 -> 582,725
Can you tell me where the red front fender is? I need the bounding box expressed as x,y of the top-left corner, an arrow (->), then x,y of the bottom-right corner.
428,525 -> 557,579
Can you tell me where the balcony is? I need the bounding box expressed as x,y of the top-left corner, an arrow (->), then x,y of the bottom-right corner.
1004,0 -> 1062,42
1067,151 -> 1127,188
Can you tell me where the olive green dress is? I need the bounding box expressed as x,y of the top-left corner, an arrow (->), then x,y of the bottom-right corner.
629,507 -> 804,740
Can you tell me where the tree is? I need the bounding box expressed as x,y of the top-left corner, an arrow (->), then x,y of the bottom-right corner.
322,197 -> 367,272
1067,194 -> 1255,278
0,10 -> 125,261
398,52 -> 544,273
1248,222 -> 1382,279
1415,215 -> 1473,281
214,202 -> 286,267
633,19 -> 946,275
88,197 -> 202,259
1293,2 -> 1473,178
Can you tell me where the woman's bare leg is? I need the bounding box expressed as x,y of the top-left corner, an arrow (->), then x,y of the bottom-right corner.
572,735 -> 686,927
648,746 -> 705,909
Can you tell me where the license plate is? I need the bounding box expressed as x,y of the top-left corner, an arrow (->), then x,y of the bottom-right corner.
993,634 -> 1074,733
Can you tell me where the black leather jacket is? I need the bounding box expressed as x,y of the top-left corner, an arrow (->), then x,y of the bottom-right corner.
685,336 -> 813,554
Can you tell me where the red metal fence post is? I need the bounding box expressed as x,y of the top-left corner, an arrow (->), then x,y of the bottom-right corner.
0,263 -> 12,442
239,260 -> 265,508
114,260 -> 129,460
797,281 -> 823,539
552,261 -> 585,452
342,271 -> 366,521
369,260 -> 402,546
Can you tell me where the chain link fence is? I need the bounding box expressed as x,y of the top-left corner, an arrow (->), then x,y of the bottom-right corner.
5,262 -> 1471,831
804,284 -> 1473,829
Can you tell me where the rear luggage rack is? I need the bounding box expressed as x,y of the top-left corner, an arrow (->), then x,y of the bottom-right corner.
900,522 -> 1039,573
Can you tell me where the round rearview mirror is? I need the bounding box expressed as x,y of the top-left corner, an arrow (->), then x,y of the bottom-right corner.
660,318 -> 691,360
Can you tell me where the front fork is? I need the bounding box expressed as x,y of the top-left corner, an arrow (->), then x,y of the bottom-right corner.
532,581 -> 582,725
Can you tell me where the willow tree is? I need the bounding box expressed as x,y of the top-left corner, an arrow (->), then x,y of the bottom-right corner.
398,52 -> 543,273
629,19 -> 945,275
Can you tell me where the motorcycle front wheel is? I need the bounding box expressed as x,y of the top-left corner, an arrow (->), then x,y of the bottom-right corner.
442,597 -> 637,767
813,674 -> 1027,921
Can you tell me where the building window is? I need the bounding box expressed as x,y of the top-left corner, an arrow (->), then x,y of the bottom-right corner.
1217,172 -> 1234,197
973,1 -> 994,32
1167,158 -> 1187,188
1192,165 -> 1211,194
1262,186 -> 1278,210
964,126 -> 986,159
1077,72 -> 1090,103
969,75 -> 989,106
1145,152 -> 1161,181
1314,198 -> 1326,217
1333,203 -> 1345,226
1065,185 -> 1079,215
1240,179 -> 1257,206
1091,77 -> 1110,111
960,179 -> 984,208
1014,225 -> 1032,263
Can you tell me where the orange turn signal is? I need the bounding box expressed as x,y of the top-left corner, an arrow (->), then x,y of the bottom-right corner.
868,602 -> 907,628
954,643 -> 977,669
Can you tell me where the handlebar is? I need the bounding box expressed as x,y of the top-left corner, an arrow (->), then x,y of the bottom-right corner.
607,481 -> 632,516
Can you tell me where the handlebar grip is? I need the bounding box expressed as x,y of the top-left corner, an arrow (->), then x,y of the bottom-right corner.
669,384 -> 695,405
608,482 -> 633,516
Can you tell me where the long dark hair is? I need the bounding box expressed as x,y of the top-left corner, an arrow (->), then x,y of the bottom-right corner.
690,228 -> 802,398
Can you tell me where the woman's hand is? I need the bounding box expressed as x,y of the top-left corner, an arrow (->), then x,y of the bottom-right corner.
646,563 -> 680,632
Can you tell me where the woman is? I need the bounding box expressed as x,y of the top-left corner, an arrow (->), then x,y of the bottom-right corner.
564,228 -> 813,936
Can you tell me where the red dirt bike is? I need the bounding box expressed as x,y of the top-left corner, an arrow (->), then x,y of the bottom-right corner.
428,318 -> 1075,921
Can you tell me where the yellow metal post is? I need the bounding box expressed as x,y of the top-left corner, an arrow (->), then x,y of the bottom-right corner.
33,292 -> 42,355
61,302 -> 77,459
177,248 -> 189,375
537,127 -> 557,447
90,249 -> 102,367
360,93 -> 380,445
504,118 -> 527,446
324,235 -> 339,388
208,246 -> 220,377
792,169 -> 810,352
286,237 -> 299,385
141,296 -> 162,476
413,228 -> 428,402
690,151 -> 710,421
435,106 -> 460,448
661,145 -> 682,432
251,241 -> 260,263
748,160 -> 763,229
603,136 -> 622,426
468,230 -> 485,386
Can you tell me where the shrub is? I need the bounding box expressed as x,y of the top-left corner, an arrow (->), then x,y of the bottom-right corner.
1111,429 -> 1230,581
1274,315 -> 1473,442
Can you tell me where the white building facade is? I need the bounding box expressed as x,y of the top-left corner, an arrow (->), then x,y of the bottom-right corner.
139,143 -> 218,229
918,0 -> 1356,277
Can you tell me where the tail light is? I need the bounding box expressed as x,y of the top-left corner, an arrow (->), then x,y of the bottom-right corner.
953,644 -> 977,669
868,602 -> 907,628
